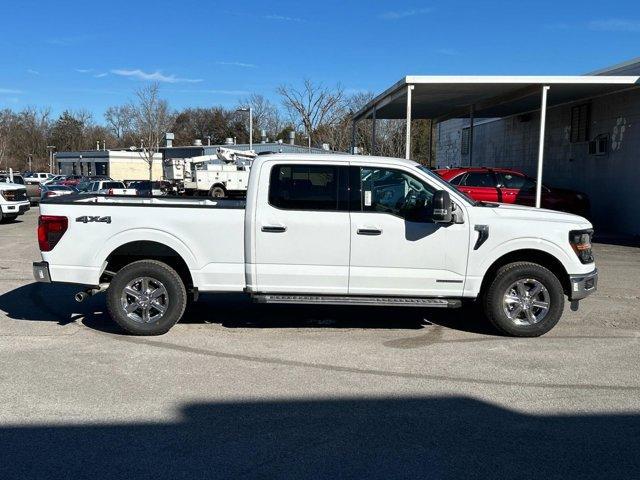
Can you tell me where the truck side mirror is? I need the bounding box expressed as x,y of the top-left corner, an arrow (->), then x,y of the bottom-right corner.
432,190 -> 453,223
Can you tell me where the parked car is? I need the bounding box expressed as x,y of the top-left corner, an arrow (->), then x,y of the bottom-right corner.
82,180 -> 136,195
34,154 -> 597,338
127,180 -> 171,196
24,172 -> 55,184
43,175 -> 68,186
75,176 -> 113,192
40,184 -> 77,200
59,175 -> 84,187
435,167 -> 590,216
0,181 -> 30,222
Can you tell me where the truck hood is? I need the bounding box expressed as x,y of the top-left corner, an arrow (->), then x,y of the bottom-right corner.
489,202 -> 592,227
0,182 -> 25,191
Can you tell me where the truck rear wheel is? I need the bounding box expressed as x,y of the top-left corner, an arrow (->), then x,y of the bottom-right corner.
106,260 -> 187,335
483,262 -> 564,337
209,185 -> 226,198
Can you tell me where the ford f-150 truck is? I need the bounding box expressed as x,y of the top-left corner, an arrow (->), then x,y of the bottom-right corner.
33,154 -> 598,337
0,181 -> 30,222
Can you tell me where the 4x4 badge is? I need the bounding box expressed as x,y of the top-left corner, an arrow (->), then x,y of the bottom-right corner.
76,215 -> 111,224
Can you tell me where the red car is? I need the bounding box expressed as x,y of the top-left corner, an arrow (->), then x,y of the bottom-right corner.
435,167 -> 590,217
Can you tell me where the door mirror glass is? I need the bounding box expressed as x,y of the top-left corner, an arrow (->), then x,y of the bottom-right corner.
432,190 -> 453,223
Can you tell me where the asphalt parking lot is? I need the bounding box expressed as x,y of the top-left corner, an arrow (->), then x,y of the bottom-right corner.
0,208 -> 639,479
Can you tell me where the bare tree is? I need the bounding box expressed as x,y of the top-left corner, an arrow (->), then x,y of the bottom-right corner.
129,83 -> 173,181
239,94 -> 282,140
0,110 -> 14,171
104,105 -> 134,142
277,80 -> 344,147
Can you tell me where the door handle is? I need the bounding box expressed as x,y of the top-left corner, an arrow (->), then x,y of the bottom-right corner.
357,228 -> 382,236
261,225 -> 287,233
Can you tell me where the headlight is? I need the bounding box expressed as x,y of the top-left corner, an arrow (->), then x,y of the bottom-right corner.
569,229 -> 594,264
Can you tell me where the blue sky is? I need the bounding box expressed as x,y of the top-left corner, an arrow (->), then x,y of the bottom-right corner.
1,0 -> 638,118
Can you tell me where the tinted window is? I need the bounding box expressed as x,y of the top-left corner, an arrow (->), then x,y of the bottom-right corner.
269,164 -> 339,211
360,167 -> 435,222
497,172 -> 535,190
460,172 -> 496,188
103,182 -> 124,189
449,174 -> 465,186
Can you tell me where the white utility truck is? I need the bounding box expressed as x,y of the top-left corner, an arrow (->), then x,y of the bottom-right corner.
34,154 -> 597,336
163,147 -> 255,197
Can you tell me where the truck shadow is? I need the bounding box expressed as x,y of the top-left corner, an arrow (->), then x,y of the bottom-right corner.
0,283 -> 494,335
1,396 -> 638,479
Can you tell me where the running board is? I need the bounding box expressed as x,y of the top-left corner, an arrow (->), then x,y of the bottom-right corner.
252,294 -> 462,308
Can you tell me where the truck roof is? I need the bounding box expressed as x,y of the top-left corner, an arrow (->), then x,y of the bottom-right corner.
254,153 -> 420,168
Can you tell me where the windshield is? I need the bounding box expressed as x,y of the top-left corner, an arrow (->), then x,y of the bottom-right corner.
415,165 -> 477,205
0,175 -> 25,185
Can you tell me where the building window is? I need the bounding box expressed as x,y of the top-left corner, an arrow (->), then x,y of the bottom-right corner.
461,128 -> 470,155
570,104 -> 590,143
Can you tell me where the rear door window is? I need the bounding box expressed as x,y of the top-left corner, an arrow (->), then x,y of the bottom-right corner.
269,164 -> 345,211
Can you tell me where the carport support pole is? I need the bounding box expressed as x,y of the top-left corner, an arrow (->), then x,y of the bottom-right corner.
350,119 -> 356,154
469,105 -> 474,166
405,85 -> 414,159
535,85 -> 550,208
371,106 -> 377,155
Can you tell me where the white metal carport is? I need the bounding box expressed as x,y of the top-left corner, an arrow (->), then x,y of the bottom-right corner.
351,75 -> 640,207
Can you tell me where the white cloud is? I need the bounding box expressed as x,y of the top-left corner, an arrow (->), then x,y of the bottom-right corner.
588,19 -> 640,32
0,88 -> 22,94
216,61 -> 258,68
27,69 -> 40,75
200,89 -> 250,95
94,72 -> 108,78
265,14 -> 303,22
379,8 -> 432,20
76,68 -> 93,73
173,88 -> 249,96
435,48 -> 460,56
110,69 -> 203,83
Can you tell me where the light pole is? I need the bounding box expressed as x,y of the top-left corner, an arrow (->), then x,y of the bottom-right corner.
236,107 -> 253,151
46,146 -> 56,174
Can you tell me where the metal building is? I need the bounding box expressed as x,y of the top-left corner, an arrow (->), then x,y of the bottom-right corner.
56,149 -> 163,181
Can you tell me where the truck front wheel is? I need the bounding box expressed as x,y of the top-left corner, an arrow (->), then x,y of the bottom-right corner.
483,262 -> 564,337
106,260 -> 187,335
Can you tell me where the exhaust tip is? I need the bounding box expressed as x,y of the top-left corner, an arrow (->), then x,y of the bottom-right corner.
75,292 -> 88,303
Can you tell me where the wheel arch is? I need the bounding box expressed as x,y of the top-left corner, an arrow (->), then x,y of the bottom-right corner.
479,249 -> 570,298
102,240 -> 194,289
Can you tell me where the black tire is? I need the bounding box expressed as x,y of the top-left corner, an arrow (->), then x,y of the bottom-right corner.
483,262 -> 565,337
106,260 -> 187,335
209,185 -> 226,198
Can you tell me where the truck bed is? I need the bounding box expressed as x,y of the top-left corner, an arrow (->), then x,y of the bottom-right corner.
39,194 -> 247,291
42,193 -> 246,209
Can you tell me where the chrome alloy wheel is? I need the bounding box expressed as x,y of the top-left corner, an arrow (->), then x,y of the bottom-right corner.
502,278 -> 550,326
120,276 -> 169,324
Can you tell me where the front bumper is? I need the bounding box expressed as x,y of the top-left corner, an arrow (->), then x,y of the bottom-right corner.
568,268 -> 598,301
1,201 -> 30,215
33,261 -> 51,283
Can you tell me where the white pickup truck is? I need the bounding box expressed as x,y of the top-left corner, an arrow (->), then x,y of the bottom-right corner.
33,154 -> 597,337
0,181 -> 30,222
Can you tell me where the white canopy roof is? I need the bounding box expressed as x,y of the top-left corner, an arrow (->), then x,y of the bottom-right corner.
353,75 -> 640,121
